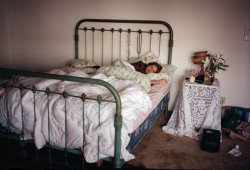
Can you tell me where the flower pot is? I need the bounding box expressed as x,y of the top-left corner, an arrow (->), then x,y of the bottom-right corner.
204,71 -> 214,85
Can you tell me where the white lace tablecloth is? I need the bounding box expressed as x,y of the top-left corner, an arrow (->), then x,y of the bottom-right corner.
162,78 -> 221,140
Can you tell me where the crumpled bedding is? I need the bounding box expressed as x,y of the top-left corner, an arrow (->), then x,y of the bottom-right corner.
97,60 -> 151,93
0,68 -> 152,163
97,60 -> 169,93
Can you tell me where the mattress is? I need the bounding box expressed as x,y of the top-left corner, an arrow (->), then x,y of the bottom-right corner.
126,87 -> 170,151
127,82 -> 171,133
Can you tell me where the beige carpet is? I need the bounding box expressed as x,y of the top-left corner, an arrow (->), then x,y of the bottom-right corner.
126,112 -> 250,170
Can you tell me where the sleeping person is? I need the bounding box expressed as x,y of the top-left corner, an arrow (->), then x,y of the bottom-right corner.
131,61 -> 167,85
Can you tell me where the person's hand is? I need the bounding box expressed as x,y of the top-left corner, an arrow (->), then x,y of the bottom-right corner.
151,79 -> 167,85
159,79 -> 167,84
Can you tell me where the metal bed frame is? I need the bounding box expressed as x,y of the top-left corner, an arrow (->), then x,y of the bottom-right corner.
0,19 -> 173,168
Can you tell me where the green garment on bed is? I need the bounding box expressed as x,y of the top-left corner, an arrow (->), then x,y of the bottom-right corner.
97,60 -> 169,93
97,60 -> 151,92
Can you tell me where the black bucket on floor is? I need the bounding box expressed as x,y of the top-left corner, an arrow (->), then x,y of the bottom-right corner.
201,129 -> 220,152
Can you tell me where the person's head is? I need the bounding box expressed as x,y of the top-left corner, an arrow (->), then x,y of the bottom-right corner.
145,62 -> 162,74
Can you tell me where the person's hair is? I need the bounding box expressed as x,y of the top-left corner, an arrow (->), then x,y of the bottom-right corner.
147,62 -> 162,73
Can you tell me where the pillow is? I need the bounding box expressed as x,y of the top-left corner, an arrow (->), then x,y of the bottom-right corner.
160,64 -> 177,78
141,51 -> 159,64
128,51 -> 159,64
67,59 -> 98,68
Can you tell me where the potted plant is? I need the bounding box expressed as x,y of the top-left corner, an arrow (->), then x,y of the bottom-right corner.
203,53 -> 229,85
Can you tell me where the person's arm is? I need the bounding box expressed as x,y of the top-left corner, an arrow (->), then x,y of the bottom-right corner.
151,79 -> 167,85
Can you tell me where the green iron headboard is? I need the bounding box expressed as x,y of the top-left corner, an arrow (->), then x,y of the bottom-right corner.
74,19 -> 173,65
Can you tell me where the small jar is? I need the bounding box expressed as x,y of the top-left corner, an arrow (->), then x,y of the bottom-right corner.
190,76 -> 195,83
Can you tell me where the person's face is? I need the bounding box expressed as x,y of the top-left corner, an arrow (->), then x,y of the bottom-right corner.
145,65 -> 157,74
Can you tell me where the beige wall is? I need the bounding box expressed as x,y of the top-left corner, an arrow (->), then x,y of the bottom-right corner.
0,0 -> 249,110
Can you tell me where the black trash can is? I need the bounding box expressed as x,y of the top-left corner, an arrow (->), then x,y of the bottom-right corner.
201,129 -> 221,152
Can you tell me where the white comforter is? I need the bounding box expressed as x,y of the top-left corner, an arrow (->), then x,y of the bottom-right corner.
0,68 -> 152,163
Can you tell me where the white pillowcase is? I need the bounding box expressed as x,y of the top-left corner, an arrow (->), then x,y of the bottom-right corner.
160,64 -> 177,79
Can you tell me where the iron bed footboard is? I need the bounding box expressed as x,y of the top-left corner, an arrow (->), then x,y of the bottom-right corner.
0,67 -> 123,168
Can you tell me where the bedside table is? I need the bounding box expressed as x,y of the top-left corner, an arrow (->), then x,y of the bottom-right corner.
162,78 -> 221,140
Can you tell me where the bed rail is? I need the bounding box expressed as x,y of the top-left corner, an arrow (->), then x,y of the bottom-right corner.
0,67 -> 123,168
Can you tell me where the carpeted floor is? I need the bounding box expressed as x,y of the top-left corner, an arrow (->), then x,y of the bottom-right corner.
0,111 -> 249,170
126,112 -> 250,169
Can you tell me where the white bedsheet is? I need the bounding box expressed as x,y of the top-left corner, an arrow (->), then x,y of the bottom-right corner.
127,83 -> 171,133
0,68 -> 152,163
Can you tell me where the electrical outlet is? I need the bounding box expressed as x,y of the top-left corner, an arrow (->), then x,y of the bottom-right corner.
220,97 -> 226,105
